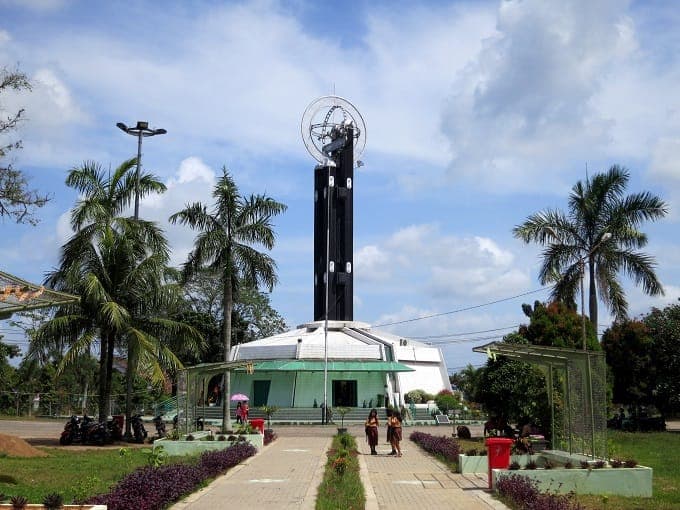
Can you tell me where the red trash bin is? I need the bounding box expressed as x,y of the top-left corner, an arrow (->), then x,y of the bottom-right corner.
249,418 -> 265,434
485,437 -> 514,489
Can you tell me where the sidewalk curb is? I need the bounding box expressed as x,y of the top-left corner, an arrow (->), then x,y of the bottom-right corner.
301,436 -> 333,509
358,448 -> 379,510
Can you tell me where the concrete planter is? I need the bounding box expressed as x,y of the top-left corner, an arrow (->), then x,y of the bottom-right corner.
458,454 -> 488,474
457,454 -> 536,474
493,465 -> 653,497
154,433 -> 262,456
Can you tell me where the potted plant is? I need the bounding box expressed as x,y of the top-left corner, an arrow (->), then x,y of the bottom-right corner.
260,405 -> 279,432
335,407 -> 350,433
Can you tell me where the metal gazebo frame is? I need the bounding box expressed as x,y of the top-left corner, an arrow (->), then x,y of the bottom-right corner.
473,341 -> 607,459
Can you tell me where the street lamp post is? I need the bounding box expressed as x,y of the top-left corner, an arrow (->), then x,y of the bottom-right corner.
116,121 -> 166,220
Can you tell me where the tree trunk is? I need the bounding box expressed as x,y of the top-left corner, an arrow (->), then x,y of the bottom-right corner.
97,332 -> 114,422
103,332 -> 116,422
588,256 -> 598,333
124,346 -> 137,439
97,336 -> 108,422
221,272 -> 233,432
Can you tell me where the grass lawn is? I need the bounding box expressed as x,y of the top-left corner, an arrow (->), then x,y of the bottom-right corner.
0,446 -> 151,504
576,431 -> 680,510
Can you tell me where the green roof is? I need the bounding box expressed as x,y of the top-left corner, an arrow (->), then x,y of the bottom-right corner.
236,360 -> 415,372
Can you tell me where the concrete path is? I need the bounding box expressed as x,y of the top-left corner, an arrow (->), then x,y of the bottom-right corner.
357,432 -> 508,510
170,425 -> 509,510
170,435 -> 332,509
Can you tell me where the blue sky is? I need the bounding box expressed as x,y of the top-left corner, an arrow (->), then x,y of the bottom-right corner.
1,0 -> 680,373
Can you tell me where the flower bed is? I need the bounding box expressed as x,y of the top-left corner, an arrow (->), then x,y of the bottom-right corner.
0,507 -> 106,510
493,464 -> 653,497
409,431 -> 461,462
85,442 -> 257,510
496,474 -> 585,510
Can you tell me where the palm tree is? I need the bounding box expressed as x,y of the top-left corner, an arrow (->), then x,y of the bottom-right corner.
33,159 -> 203,426
170,168 -> 287,431
513,165 -> 667,329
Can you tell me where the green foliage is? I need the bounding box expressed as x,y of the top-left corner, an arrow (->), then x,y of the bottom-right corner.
334,407 -> 350,427
602,319 -> 655,407
643,302 -> 680,415
513,165 -> 667,328
41,492 -> 63,510
474,355 -> 550,432
434,390 -> 461,414
31,159 -> 203,422
260,405 -> 279,428
169,169 -> 287,428
316,434 -> 364,510
144,445 -> 168,467
602,301 -> 680,416
520,300 -> 598,350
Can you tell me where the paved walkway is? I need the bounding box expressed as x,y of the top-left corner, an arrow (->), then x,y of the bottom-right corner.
170,425 -> 509,510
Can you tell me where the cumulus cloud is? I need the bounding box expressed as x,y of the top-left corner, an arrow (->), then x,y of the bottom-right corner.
441,0 -> 642,193
355,223 -> 530,302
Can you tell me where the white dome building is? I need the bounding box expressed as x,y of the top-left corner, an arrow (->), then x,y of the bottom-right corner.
229,320 -> 451,408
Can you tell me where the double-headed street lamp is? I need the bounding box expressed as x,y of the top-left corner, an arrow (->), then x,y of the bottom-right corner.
116,121 -> 166,220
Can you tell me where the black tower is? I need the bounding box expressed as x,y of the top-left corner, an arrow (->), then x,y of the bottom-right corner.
314,126 -> 354,321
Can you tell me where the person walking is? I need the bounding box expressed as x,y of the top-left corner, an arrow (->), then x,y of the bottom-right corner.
385,408 -> 396,454
389,411 -> 403,457
365,408 -> 379,455
235,402 -> 244,424
242,402 -> 250,424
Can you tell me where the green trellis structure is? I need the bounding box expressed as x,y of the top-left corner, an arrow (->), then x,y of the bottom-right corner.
474,342 -> 607,459
176,360 -> 252,434
1,270 -> 79,319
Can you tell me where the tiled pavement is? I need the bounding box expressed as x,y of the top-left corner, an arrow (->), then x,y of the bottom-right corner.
357,434 -> 509,510
171,425 -> 510,510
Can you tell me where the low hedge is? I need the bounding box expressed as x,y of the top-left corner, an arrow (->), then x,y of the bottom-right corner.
409,431 -> 461,462
496,474 -> 585,510
86,442 -> 257,510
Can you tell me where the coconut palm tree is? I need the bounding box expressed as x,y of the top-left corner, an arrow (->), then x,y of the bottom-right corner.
33,159 -> 202,426
513,165 -> 667,330
169,168 -> 287,431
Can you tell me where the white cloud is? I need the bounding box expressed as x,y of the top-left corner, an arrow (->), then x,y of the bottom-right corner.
649,137 -> 680,182
31,69 -> 87,126
441,0 -> 642,193
0,0 -> 67,11
355,223 -> 530,302
355,245 -> 390,283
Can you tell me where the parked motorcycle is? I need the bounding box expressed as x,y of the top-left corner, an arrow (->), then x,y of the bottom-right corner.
59,415 -> 81,445
80,415 -> 106,445
106,416 -> 123,442
152,414 -> 166,439
130,414 -> 148,443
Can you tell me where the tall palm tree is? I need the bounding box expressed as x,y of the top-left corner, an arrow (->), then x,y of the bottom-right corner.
513,165 -> 667,330
33,159 -> 202,425
170,168 -> 287,431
